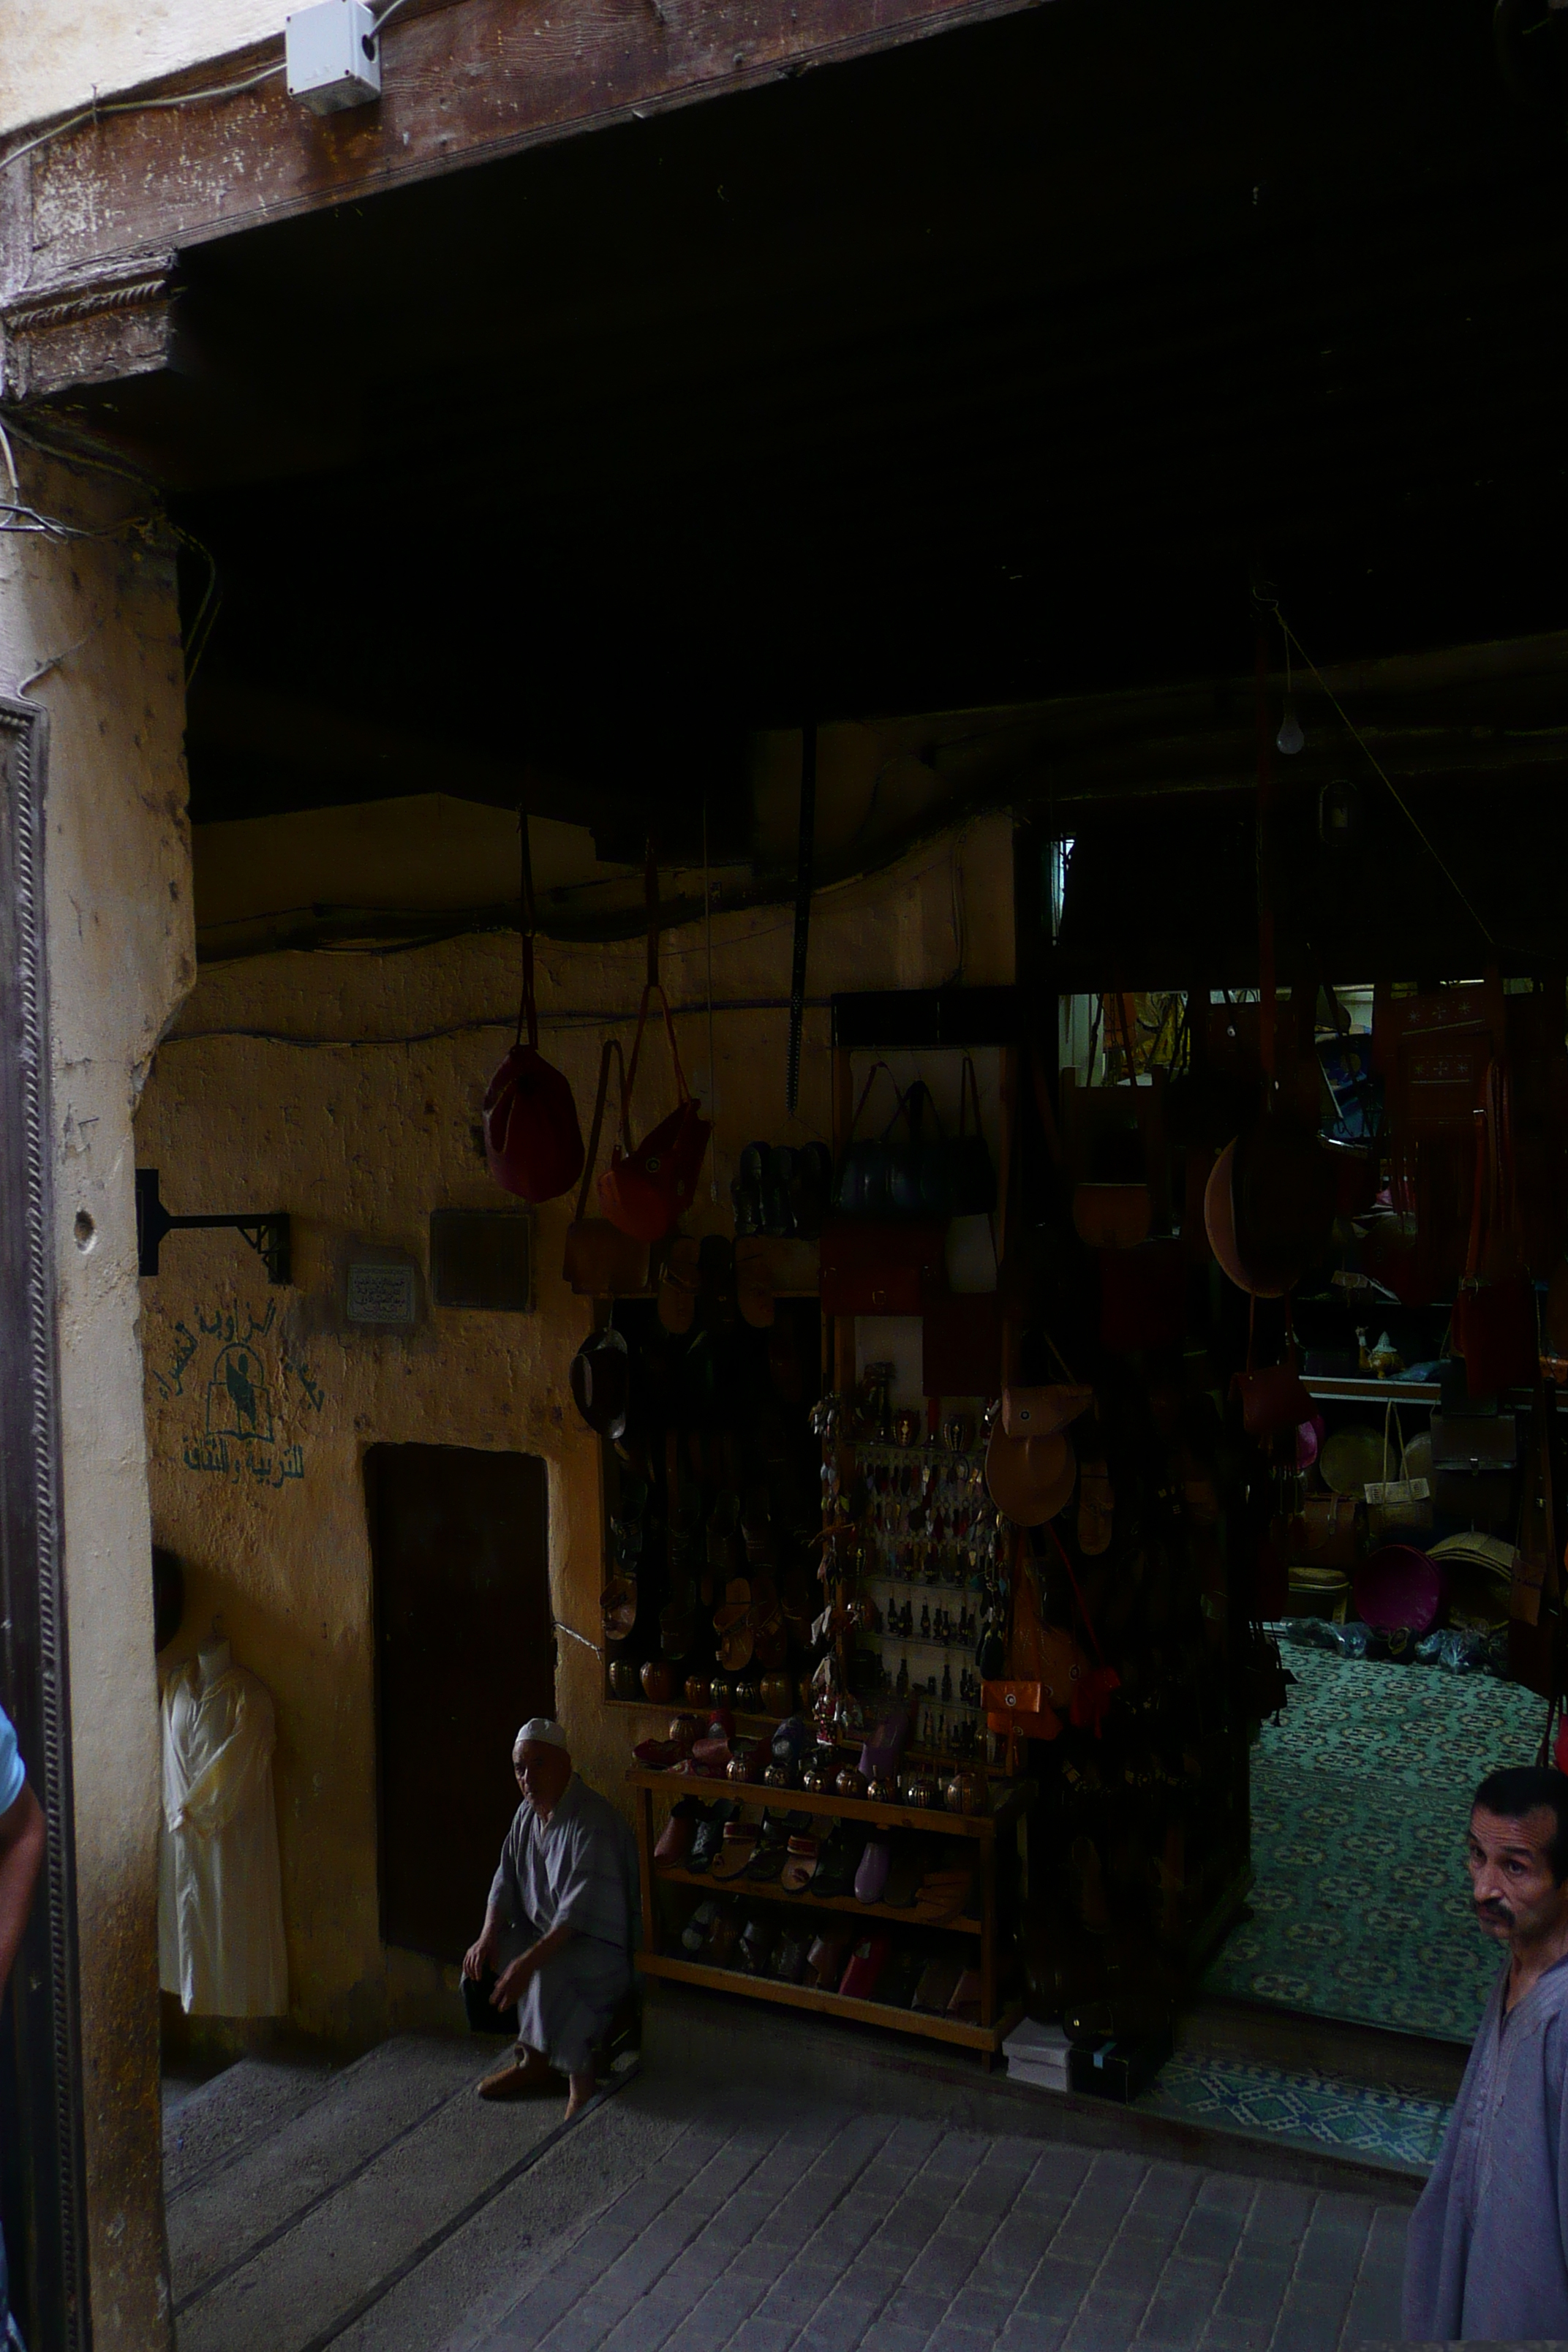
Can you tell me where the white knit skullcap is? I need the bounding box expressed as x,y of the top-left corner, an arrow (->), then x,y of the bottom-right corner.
514,1717 -> 570,1752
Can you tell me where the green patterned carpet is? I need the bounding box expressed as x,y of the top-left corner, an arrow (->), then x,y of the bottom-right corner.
1204,1644 -> 1545,2042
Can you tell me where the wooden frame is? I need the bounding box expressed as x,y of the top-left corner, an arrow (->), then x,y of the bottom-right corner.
0,701 -> 91,2352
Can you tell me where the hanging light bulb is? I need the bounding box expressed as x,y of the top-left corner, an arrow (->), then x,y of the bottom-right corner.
1276,631 -> 1304,755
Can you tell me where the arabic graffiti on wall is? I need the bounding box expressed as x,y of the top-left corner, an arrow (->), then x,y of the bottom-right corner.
152,1299 -> 325,1488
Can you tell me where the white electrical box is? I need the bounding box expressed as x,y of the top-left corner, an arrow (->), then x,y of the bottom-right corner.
285,0 -> 382,114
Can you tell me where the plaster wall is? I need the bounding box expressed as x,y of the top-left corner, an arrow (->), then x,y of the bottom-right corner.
135,814 -> 1014,2042
0,0 -> 277,137
0,448 -> 194,2347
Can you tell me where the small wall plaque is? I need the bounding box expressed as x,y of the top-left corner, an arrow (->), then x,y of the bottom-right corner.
347,1260 -> 419,1327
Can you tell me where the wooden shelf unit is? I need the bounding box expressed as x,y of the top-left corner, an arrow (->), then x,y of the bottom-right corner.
651,1859 -> 982,1935
629,1765 -> 1033,2068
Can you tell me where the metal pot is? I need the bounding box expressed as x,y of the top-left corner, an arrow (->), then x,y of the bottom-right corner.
943,1768 -> 989,1815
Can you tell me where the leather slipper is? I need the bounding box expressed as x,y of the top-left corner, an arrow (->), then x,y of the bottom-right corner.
742,1839 -> 788,1883
838,1934 -> 890,1999
708,1904 -> 742,1966
854,1838 -> 892,1905
736,1915 -> 774,1974
710,1822 -> 759,1880
686,1801 -> 739,1872
877,1947 -> 925,2009
882,1847 -> 921,1907
681,1899 -> 720,1954
946,1967 -> 982,2022
772,1932 -> 810,1983
654,1796 -> 707,1867
912,1956 -> 963,2013
809,1827 -> 865,1899
804,1931 -> 851,1989
780,1834 -> 821,1893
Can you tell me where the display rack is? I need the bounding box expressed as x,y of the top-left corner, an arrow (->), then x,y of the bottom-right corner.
845,1438 -> 998,1758
630,1766 -> 1033,2068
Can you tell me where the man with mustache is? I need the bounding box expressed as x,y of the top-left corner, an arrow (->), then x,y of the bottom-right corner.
1403,1764 -> 1568,2339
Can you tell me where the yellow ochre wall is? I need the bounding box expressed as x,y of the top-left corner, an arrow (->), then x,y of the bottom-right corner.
135,814 -> 1014,2044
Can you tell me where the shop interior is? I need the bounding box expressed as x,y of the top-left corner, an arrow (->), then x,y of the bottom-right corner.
34,0 -> 1568,2180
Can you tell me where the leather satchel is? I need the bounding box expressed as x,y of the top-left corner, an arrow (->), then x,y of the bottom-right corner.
564,1042 -> 651,1296
1284,1492 -> 1362,1570
982,1678 -> 1062,1746
1235,1294 -> 1313,1439
598,981 -> 712,1243
482,847 -> 584,1203
833,1066 -> 953,1223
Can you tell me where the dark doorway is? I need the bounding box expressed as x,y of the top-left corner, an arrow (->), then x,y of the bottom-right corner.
366,1443 -> 554,1961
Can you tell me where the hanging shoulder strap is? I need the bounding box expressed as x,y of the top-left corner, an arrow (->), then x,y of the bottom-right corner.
514,810 -> 540,1051
844,1060 -> 898,1145
1045,1521 -> 1109,1668
574,1040 -> 625,1223
959,1053 -> 982,1142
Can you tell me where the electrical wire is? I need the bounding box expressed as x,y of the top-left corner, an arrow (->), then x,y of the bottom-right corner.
157,996 -> 837,1050
1275,611 -> 1496,948
1,61 -> 285,174
1,0 -> 418,179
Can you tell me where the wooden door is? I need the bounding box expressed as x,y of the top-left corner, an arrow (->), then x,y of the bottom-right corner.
366,1443 -> 554,1961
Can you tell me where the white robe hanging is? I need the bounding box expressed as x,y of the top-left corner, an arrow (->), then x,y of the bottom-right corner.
159,1658 -> 288,2016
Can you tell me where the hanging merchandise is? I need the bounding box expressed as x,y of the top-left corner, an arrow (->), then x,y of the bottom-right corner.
1205,1117 -> 1335,1300
1235,1300 -> 1314,1439
598,849 -> 712,1245
832,1065 -> 954,1223
1068,997 -> 1154,1248
159,1637 -> 287,2017
564,1042 -> 651,1296
569,1320 -> 631,1440
483,815 -> 586,1204
983,1393 -> 1077,1527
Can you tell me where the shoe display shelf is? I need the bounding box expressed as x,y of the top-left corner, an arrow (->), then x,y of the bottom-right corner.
629,1766 -> 1034,2068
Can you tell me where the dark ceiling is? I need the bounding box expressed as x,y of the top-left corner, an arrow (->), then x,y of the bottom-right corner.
40,0 -> 1568,845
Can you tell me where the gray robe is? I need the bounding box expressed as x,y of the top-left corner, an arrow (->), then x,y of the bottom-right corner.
1403,1953 -> 1568,2340
489,1773 -> 638,2075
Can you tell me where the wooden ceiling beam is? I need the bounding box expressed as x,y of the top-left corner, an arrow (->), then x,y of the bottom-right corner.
2,0 -> 1047,391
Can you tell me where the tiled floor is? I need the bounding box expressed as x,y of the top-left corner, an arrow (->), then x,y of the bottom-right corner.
471,2087 -> 1411,2352
166,2043 -> 1413,2352
1205,1639 -> 1539,2040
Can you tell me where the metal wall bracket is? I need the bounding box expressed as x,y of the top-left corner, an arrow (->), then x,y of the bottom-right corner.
135,1169 -> 292,1286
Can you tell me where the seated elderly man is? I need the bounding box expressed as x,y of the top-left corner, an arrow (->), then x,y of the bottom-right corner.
462,1717 -> 637,2117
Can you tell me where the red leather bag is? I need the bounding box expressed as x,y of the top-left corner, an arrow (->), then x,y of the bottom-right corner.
483,862 -> 585,1204
598,981 -> 712,1243
598,853 -> 712,1244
